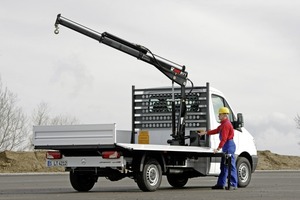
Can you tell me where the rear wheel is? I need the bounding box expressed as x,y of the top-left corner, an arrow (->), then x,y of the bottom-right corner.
236,157 -> 251,187
136,158 -> 162,192
167,174 -> 188,188
69,171 -> 96,192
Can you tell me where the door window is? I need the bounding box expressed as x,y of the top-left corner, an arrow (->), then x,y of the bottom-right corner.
211,95 -> 234,122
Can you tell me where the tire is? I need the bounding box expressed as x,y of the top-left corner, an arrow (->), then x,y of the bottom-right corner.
136,158 -> 162,192
69,171 -> 96,192
236,157 -> 251,188
167,174 -> 188,188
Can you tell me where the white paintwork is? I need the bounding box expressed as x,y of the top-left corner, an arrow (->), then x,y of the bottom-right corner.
34,124 -> 131,146
33,85 -> 257,177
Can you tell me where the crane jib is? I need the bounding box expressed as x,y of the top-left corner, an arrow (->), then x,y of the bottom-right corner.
53,14 -> 190,145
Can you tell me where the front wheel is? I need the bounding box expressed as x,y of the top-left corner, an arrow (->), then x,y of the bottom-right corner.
236,157 -> 251,187
136,158 -> 162,192
69,171 -> 96,192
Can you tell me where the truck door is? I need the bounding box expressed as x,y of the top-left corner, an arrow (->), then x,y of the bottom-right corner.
208,94 -> 239,175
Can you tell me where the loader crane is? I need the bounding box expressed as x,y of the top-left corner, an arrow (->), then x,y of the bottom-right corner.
54,14 -> 192,146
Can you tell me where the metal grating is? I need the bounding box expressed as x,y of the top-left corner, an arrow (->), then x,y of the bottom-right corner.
132,86 -> 208,130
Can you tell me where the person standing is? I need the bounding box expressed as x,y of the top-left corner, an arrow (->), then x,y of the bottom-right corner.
198,107 -> 238,190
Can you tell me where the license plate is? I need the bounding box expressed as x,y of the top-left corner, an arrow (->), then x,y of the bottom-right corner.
47,160 -> 68,167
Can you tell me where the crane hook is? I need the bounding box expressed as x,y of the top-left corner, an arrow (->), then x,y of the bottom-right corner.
54,26 -> 59,34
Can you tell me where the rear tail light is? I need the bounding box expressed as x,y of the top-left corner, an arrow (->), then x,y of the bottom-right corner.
102,151 -> 121,159
46,151 -> 62,159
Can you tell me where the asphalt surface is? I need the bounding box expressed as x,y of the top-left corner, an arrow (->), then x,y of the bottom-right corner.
0,171 -> 299,200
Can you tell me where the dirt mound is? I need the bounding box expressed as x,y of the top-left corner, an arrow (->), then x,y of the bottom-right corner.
0,151 -> 63,173
257,150 -> 300,170
0,150 -> 299,173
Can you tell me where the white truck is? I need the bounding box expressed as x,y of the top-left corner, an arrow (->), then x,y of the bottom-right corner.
33,14 -> 258,192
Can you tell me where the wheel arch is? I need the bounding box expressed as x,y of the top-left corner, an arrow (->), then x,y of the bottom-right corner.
134,151 -> 166,173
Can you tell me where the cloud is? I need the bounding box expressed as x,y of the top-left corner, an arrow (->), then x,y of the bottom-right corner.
246,112 -> 300,155
50,56 -> 94,97
1,0 -> 300,155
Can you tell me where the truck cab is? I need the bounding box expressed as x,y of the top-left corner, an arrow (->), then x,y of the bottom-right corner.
208,87 -> 258,186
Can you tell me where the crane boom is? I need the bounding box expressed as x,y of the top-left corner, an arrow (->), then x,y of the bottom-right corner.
54,14 -> 188,86
54,14 -> 190,145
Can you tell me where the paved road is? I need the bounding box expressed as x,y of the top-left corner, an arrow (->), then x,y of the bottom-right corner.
0,171 -> 299,200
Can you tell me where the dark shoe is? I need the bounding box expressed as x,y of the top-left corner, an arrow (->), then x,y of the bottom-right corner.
226,186 -> 238,190
211,185 -> 225,190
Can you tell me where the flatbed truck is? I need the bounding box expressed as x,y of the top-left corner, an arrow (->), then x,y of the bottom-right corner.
33,14 -> 258,192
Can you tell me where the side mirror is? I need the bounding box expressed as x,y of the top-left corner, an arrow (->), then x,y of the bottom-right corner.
237,113 -> 244,128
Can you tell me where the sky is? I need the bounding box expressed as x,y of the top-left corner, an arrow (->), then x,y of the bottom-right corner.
1,0 -> 299,155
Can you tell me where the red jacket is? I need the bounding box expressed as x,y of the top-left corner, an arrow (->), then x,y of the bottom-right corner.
207,118 -> 234,149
